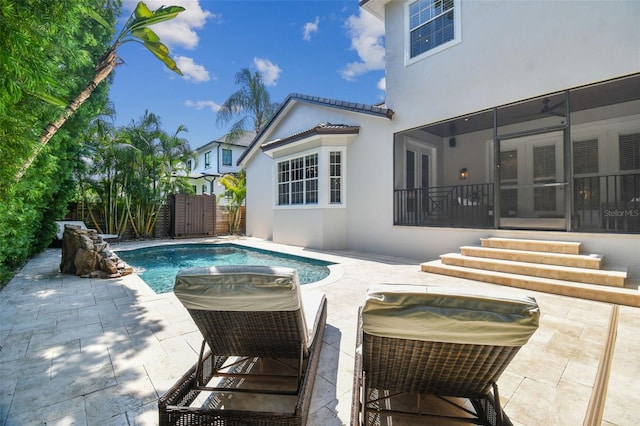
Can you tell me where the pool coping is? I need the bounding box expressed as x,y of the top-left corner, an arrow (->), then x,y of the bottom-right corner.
111,236 -> 346,292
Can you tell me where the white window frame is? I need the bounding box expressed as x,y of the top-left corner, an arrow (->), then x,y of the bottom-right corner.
274,147 -> 347,209
405,0 -> 462,66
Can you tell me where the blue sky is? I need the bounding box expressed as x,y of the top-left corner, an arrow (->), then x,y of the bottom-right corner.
109,0 -> 385,149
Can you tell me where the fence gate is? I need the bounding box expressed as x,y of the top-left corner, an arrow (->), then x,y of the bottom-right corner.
170,194 -> 216,237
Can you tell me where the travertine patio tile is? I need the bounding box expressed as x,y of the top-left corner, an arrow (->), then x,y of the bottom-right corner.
28,322 -> 103,351
4,395 -> 86,426
2,240 -> 639,425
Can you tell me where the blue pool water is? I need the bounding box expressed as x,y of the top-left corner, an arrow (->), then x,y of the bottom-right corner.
117,243 -> 334,294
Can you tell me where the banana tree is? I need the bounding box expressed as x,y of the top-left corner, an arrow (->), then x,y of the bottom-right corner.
15,1 -> 185,182
218,170 -> 247,235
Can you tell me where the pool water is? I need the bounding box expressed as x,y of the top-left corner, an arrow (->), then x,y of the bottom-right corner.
117,243 -> 334,294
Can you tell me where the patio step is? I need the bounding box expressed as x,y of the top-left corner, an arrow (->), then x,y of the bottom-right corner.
421,237 -> 636,306
480,237 -> 581,254
460,246 -> 603,270
438,253 -> 626,287
421,260 -> 640,308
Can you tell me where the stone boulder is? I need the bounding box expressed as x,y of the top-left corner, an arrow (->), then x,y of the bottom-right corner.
59,224 -> 131,278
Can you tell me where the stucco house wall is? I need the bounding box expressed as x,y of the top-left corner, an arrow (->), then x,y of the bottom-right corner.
346,0 -> 640,277
241,1 -> 640,278
383,0 -> 640,129
242,98 -> 393,250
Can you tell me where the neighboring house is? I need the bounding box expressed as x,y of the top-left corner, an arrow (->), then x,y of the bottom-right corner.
239,0 -> 640,277
186,131 -> 254,202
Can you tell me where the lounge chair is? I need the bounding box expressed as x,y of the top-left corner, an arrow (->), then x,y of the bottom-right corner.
351,284 -> 539,425
158,265 -> 327,426
54,220 -> 119,242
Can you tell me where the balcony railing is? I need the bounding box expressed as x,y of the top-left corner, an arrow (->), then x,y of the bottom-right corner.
574,173 -> 640,233
394,183 -> 495,228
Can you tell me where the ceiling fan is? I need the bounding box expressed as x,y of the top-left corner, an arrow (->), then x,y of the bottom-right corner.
538,97 -> 565,117
511,97 -> 565,119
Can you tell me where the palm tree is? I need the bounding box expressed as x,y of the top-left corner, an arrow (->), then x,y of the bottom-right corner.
216,68 -> 279,144
15,1 -> 185,181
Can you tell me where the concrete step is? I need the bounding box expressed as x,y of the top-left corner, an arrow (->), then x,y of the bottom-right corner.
421,260 -> 640,308
480,237 -> 582,254
439,253 -> 627,287
460,246 -> 603,270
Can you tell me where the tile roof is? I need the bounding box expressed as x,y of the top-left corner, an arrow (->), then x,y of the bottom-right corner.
285,93 -> 394,119
194,130 -> 256,152
261,122 -> 360,151
238,93 -> 393,164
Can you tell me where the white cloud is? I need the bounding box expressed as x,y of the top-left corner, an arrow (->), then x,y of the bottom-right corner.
377,77 -> 386,92
253,58 -> 282,86
122,0 -> 215,50
184,100 -> 222,112
341,9 -> 385,81
303,16 -> 320,41
175,56 -> 210,82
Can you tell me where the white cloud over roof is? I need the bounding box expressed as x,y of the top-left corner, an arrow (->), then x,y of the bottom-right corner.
254,58 -> 282,86
341,9 -> 385,81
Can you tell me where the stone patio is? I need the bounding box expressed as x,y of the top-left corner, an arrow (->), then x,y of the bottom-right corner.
0,237 -> 638,425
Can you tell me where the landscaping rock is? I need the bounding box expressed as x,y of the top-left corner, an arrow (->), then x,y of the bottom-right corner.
59,224 -> 131,278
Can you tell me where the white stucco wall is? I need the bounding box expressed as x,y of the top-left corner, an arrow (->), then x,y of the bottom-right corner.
245,150 -> 273,240
244,1 -> 640,278
244,102 -> 393,249
346,0 -> 640,278
384,0 -> 640,131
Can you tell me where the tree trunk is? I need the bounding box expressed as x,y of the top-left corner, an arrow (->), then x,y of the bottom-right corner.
15,47 -> 119,181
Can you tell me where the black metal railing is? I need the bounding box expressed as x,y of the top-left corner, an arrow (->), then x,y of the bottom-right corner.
574,173 -> 640,233
394,183 -> 495,228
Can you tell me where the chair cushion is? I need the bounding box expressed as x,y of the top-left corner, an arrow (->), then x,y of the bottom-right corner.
174,265 -> 303,312
362,284 -> 539,347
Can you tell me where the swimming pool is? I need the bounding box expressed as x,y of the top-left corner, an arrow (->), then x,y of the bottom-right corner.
117,243 -> 335,294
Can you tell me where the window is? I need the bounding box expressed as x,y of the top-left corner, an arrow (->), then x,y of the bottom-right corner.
533,145 -> 556,211
187,159 -> 192,171
222,148 -> 232,166
574,139 -> 599,208
277,154 -> 319,206
409,0 -> 455,59
204,151 -> 211,168
330,151 -> 342,203
620,133 -> 640,171
619,133 -> 640,203
500,150 -> 518,216
202,184 -> 207,194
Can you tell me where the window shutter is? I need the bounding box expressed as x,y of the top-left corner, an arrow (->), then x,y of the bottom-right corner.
573,139 -> 599,175
534,145 -> 555,179
620,133 -> 640,171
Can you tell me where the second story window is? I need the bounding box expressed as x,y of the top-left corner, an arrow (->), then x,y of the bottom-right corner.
409,0 -> 456,59
186,159 -> 193,171
222,148 -> 232,166
204,151 -> 211,168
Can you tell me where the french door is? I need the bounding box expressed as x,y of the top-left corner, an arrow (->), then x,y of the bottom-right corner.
498,130 -> 568,229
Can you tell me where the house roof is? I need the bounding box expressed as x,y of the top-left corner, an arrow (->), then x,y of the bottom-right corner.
261,122 -> 360,152
359,0 -> 389,20
194,130 -> 256,152
237,93 -> 393,164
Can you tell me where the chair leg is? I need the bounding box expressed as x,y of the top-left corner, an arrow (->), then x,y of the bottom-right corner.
195,340 -> 207,387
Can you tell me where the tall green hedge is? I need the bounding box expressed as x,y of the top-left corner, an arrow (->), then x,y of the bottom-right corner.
0,0 -> 121,286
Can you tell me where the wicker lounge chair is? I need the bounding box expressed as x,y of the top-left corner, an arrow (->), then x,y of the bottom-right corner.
351,284 -> 540,426
158,265 -> 327,426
